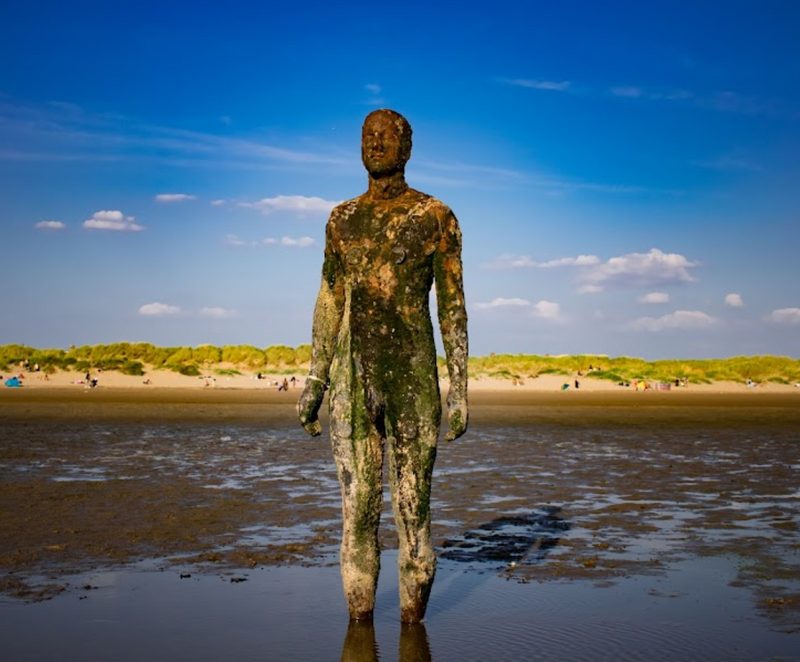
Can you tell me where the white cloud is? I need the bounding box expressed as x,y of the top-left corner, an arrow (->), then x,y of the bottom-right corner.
639,292 -> 669,304
365,83 -> 382,95
539,255 -> 600,268
725,293 -> 744,307
210,199 -> 226,206
580,248 -> 697,292
483,249 -> 695,295
532,300 -> 562,320
84,210 -> 144,232
239,195 -> 339,216
474,297 -> 531,310
482,254 -> 538,270
280,236 -> 315,248
225,235 -> 247,246
200,307 -> 236,318
35,220 -> 65,230
155,193 -> 196,203
634,310 -> 716,332
770,308 -> 800,324
474,297 -> 561,320
139,302 -> 181,316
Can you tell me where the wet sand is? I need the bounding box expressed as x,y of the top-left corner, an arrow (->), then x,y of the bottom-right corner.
1,387 -> 799,660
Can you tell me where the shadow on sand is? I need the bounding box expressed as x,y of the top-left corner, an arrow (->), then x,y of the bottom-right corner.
439,507 -> 569,566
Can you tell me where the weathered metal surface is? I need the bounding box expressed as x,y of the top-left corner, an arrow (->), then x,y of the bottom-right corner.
298,109 -> 468,623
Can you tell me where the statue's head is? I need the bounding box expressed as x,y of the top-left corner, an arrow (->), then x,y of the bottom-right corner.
361,109 -> 413,177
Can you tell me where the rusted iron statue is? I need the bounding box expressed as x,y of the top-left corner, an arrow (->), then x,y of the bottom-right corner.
298,109 -> 468,623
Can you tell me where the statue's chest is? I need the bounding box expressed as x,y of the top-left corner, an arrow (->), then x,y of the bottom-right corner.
335,204 -> 438,275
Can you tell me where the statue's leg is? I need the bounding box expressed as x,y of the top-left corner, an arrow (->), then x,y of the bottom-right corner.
330,373 -> 385,620
387,396 -> 440,623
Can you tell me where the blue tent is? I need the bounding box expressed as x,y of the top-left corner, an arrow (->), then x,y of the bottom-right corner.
5,377 -> 21,387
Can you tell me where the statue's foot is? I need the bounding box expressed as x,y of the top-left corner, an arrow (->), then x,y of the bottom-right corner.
400,603 -> 425,624
348,607 -> 374,622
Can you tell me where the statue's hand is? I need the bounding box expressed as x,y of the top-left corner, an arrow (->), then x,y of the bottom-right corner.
297,378 -> 327,437
444,392 -> 468,442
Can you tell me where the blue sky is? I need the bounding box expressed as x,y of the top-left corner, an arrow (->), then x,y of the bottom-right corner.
2,0 -> 799,359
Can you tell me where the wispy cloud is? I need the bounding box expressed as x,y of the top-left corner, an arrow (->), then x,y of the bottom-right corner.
225,234 -> 315,248
482,254 -> 538,270
363,83 -> 385,106
280,236 -> 315,247
473,297 -> 562,321
634,310 -> 716,332
502,76 -> 790,118
692,155 -> 762,172
725,293 -> 744,307
422,157 -> 654,195
200,307 -> 237,318
474,297 -> 532,309
35,220 -> 66,230
539,255 -> 601,268
139,302 -> 181,316
239,194 -> 339,216
770,308 -> 800,324
0,98 -> 350,169
482,253 -> 600,270
84,210 -> 144,232
609,86 -> 643,98
502,78 -> 572,92
155,193 -> 197,203
224,234 -> 247,246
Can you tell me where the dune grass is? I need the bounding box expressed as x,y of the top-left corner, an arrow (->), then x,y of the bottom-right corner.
2,344 -> 799,386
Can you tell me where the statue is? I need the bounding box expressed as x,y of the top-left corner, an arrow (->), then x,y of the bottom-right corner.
298,108 -> 468,623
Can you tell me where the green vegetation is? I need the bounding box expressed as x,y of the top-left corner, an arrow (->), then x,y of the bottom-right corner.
0,343 -> 310,377
2,345 -> 799,385
462,353 -> 800,386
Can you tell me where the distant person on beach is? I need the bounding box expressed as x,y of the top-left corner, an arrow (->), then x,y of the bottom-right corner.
297,109 -> 468,624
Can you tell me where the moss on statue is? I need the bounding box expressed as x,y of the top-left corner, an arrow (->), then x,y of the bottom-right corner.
297,109 -> 468,624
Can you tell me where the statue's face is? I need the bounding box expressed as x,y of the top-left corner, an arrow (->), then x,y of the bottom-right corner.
361,113 -> 408,177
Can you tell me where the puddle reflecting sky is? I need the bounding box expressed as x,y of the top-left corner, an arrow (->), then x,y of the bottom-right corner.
2,551 -> 799,662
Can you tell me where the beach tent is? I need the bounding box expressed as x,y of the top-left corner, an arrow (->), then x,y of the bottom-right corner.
5,377 -> 22,387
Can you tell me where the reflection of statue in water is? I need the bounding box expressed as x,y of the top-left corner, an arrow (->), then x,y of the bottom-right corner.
298,109 -> 468,623
340,620 -> 432,662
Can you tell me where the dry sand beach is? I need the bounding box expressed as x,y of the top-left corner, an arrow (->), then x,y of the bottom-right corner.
2,369 -> 799,660
6,361 -> 800,394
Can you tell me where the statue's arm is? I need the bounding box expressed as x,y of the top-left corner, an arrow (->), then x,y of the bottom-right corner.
433,207 -> 468,441
298,220 -> 344,436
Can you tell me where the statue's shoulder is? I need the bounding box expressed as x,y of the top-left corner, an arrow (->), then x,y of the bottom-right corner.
407,189 -> 453,217
329,197 -> 360,220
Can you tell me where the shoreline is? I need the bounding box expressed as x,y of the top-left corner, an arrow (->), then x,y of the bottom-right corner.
3,376 -> 800,428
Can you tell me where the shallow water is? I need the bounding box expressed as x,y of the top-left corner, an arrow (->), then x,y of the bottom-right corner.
2,407 -> 800,660
1,551 -> 798,662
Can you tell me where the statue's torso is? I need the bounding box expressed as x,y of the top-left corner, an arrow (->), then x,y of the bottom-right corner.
327,188 -> 448,377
